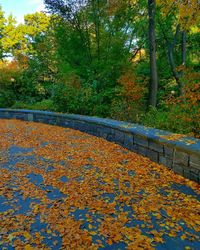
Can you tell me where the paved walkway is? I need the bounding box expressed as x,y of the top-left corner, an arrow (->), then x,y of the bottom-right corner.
0,119 -> 200,250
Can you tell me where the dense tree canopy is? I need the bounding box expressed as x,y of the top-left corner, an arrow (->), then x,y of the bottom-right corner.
0,0 -> 199,137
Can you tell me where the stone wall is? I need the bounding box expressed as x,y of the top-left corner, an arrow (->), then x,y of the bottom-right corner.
0,108 -> 199,183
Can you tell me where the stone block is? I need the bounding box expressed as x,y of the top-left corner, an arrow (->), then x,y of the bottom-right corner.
131,144 -> 138,153
138,146 -> 148,156
34,114 -> 45,122
55,117 -> 61,125
149,141 -> 163,153
56,117 -> 65,126
102,133 -> 108,139
190,154 -> 200,170
173,164 -> 184,175
101,127 -> 111,136
159,155 -> 173,169
96,126 -> 111,139
190,172 -> 199,183
62,120 -> 74,128
124,133 -> 134,149
134,135 -> 148,147
97,126 -> 104,136
115,130 -> 125,145
27,114 -> 33,122
164,146 -> 174,157
88,130 -> 98,136
147,149 -> 159,162
74,121 -> 87,131
14,114 -> 26,120
47,117 -> 57,125
183,168 -> 191,180
190,167 -> 199,175
97,126 -> 110,139
0,112 -> 9,118
174,150 -> 189,167
107,134 -> 115,142
88,124 -> 97,133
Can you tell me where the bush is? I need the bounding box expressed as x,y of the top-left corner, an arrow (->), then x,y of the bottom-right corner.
52,83 -> 82,114
12,99 -> 56,111
141,106 -> 200,137
110,98 -> 143,122
0,90 -> 16,108
52,82 -> 116,117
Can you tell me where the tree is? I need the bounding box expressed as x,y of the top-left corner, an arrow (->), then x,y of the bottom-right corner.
0,6 -> 5,60
148,0 -> 158,107
157,0 -> 200,95
44,0 -> 141,88
22,13 -> 58,85
1,14 -> 24,58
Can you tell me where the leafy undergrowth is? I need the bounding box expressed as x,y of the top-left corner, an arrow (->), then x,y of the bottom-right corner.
0,119 -> 200,250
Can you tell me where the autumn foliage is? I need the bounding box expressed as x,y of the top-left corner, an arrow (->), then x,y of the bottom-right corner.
165,70 -> 200,138
118,71 -> 144,103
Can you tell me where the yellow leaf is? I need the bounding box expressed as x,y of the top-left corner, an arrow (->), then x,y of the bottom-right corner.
24,244 -> 34,250
90,231 -> 97,235
154,236 -> 164,243
107,239 -> 113,245
113,234 -> 122,242
24,232 -> 31,239
181,234 -> 187,240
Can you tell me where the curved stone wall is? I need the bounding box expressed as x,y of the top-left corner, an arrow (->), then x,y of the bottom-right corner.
0,108 -> 199,183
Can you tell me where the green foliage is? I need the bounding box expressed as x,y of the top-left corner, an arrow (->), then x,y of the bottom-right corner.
0,89 -> 15,107
11,99 -> 55,111
0,6 -> 5,59
47,0 -> 140,92
52,83 -> 81,114
141,107 -> 181,133
52,82 -> 116,117
141,105 -> 200,137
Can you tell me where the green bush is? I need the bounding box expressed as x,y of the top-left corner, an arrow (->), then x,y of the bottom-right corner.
52,83 -> 116,117
0,90 -> 16,108
12,99 -> 56,111
141,106 -> 198,135
52,83 -> 81,114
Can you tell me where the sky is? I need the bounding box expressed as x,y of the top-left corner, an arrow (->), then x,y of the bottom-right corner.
0,0 -> 45,23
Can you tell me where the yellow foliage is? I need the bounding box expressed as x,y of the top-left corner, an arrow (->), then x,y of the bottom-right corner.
157,0 -> 200,29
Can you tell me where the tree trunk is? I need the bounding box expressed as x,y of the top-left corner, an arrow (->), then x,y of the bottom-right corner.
167,25 -> 182,92
167,25 -> 186,96
92,0 -> 100,61
182,30 -> 186,66
181,30 -> 186,96
148,0 -> 158,107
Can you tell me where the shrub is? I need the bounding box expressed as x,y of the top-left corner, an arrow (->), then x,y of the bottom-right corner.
12,99 -> 55,111
52,83 -> 81,113
52,81 -> 116,117
0,90 -> 16,108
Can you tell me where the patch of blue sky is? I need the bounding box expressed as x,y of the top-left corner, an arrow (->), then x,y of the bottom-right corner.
0,0 -> 45,23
